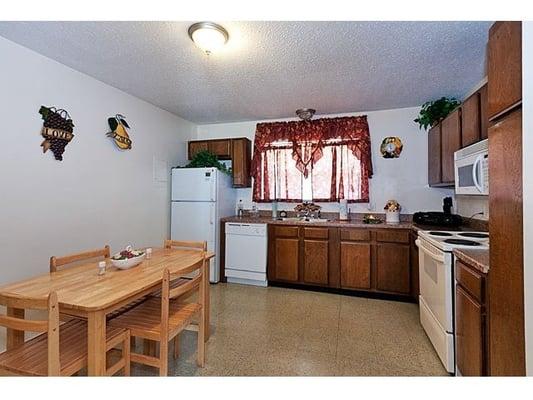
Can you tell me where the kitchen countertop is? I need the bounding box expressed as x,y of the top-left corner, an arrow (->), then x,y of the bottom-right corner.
221,215 -> 416,230
453,248 -> 490,274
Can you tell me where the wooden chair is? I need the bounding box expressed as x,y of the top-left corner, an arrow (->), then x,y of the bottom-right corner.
0,292 -> 130,376
155,240 -> 209,358
109,254 -> 207,376
50,246 -> 147,322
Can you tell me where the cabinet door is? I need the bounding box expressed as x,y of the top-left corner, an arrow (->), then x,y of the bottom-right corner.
231,138 -> 251,188
488,108 -> 525,375
188,141 -> 208,160
303,239 -> 329,285
440,109 -> 461,184
410,232 -> 419,300
273,237 -> 299,282
208,139 -> 232,160
428,124 -> 442,186
488,21 -> 522,119
479,84 -> 488,140
340,242 -> 371,289
376,243 -> 410,294
461,92 -> 481,147
456,285 -> 484,376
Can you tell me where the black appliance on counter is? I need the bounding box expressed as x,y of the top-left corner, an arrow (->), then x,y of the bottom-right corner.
413,197 -> 463,227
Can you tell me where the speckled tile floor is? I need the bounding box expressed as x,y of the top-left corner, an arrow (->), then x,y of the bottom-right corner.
132,283 -> 448,376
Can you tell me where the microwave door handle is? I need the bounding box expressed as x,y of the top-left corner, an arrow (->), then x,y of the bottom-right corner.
472,155 -> 483,192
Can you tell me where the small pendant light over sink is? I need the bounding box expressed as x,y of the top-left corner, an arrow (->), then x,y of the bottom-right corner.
188,22 -> 229,55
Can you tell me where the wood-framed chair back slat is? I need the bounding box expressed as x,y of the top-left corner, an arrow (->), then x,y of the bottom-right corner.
0,315 -> 48,333
0,292 -> 49,310
164,240 -> 207,251
169,274 -> 202,299
50,245 -> 110,272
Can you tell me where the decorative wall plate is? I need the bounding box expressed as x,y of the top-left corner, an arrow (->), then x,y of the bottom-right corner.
380,136 -> 403,158
39,106 -> 75,161
107,114 -> 132,150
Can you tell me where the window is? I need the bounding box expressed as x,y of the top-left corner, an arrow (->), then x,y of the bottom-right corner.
251,116 -> 373,203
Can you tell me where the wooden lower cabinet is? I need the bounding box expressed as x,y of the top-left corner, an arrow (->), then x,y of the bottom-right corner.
273,237 -> 299,282
376,243 -> 410,294
455,260 -> 489,376
268,226 -> 413,298
340,242 -> 371,289
303,239 -> 329,285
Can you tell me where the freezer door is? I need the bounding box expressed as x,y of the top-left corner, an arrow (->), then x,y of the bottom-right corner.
171,168 -> 217,201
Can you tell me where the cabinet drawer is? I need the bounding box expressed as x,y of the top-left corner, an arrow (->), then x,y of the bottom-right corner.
340,229 -> 370,242
456,260 -> 485,302
376,230 -> 410,244
274,226 -> 299,238
304,227 -> 328,239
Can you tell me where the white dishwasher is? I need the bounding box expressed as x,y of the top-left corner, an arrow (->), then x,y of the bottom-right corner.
225,222 -> 268,287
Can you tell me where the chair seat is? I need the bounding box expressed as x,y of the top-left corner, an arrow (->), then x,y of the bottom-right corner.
0,320 -> 126,376
108,297 -> 201,341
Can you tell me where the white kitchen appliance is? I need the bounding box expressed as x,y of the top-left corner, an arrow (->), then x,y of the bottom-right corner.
454,139 -> 488,195
171,167 -> 236,283
416,230 -> 489,374
225,223 -> 268,286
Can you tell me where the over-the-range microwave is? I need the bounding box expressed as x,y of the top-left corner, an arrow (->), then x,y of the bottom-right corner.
454,139 -> 488,196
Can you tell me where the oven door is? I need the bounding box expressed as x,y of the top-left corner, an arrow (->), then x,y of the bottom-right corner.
417,238 -> 454,332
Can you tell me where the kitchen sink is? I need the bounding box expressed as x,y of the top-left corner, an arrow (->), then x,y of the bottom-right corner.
276,217 -> 330,223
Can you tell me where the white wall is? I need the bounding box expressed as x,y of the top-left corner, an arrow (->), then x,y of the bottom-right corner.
0,36 -> 196,287
522,21 -> 533,376
196,107 -> 453,215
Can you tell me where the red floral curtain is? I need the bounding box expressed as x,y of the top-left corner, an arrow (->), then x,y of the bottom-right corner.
251,115 -> 373,203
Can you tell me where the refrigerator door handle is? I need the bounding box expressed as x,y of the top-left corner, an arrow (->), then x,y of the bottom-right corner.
210,204 -> 214,225
210,176 -> 216,201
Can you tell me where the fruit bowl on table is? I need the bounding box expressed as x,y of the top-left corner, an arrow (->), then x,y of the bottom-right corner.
110,247 -> 145,270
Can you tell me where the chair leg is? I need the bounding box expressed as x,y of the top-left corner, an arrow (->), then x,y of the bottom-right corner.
143,339 -> 156,356
159,339 -> 169,377
173,335 -> 180,359
123,332 -> 131,376
197,311 -> 206,367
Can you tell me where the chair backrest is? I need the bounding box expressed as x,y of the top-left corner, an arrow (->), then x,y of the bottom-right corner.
0,292 -> 60,375
164,240 -> 207,251
159,253 -> 207,343
50,245 -> 110,272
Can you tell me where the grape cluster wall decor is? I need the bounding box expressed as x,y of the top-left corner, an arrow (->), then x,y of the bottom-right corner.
39,106 -> 75,161
107,114 -> 132,150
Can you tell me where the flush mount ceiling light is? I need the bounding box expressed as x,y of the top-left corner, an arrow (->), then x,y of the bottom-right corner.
296,108 -> 316,121
188,22 -> 229,55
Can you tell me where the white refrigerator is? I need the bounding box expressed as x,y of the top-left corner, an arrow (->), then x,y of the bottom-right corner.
170,167 -> 236,283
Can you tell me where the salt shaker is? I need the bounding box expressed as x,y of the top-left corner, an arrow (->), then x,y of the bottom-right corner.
146,248 -> 152,259
98,261 -> 106,276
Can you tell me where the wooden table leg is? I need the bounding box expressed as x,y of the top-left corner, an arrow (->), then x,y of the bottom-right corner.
6,308 -> 25,350
87,310 -> 106,376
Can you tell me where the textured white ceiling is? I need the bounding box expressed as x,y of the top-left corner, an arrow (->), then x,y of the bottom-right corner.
0,21 -> 491,124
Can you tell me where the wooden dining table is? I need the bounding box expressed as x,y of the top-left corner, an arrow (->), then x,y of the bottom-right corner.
0,247 -> 214,376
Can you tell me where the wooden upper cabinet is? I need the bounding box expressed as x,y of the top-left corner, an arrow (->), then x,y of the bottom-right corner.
376,243 -> 410,294
188,137 -> 252,188
428,124 -> 442,186
440,109 -> 462,184
461,91 -> 482,147
340,242 -> 371,290
479,84 -> 488,140
231,138 -> 252,188
188,141 -> 208,159
488,21 -> 522,120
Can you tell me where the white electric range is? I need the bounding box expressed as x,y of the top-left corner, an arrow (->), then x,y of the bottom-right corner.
416,230 -> 489,374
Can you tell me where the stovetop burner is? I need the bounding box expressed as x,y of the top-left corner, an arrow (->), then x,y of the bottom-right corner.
428,231 -> 454,237
458,232 -> 489,239
444,239 -> 481,246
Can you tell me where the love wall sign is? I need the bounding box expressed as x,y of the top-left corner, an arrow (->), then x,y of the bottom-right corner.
39,106 -> 75,161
